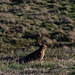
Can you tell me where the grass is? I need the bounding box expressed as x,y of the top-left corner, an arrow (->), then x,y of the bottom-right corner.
0,60 -> 56,74
0,62 -> 55,70
0,47 -> 75,74
0,0 -> 75,74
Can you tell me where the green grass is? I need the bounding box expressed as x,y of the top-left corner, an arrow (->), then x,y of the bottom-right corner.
0,47 -> 75,74
0,0 -> 75,74
0,60 -> 55,71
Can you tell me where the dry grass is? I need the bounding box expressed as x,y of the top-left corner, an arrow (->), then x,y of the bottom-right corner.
0,0 -> 75,74
0,0 -> 10,4
0,47 -> 75,75
0,13 -> 18,24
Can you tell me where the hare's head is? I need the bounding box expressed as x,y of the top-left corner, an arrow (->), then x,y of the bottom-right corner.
41,44 -> 47,50
38,40 -> 47,50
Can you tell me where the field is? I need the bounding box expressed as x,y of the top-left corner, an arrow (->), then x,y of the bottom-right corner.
0,47 -> 75,75
0,0 -> 75,75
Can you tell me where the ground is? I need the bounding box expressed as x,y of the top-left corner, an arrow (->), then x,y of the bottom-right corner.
0,0 -> 75,75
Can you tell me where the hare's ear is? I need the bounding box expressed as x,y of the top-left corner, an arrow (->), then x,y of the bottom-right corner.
38,40 -> 42,46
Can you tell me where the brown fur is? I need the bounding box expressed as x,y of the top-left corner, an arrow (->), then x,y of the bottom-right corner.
16,40 -> 47,63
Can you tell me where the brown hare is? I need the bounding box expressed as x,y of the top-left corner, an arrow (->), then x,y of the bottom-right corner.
16,40 -> 47,63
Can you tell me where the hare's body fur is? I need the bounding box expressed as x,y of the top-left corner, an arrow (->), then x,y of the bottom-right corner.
16,41 -> 47,63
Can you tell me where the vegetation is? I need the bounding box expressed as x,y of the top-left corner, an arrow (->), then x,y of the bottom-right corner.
0,0 -> 75,74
